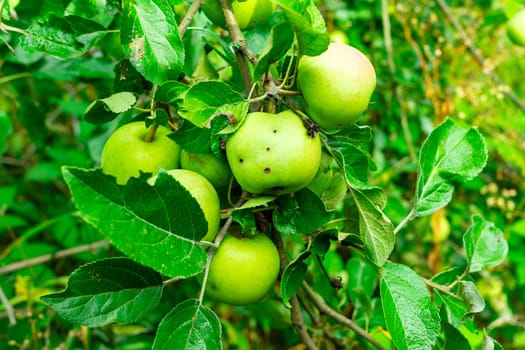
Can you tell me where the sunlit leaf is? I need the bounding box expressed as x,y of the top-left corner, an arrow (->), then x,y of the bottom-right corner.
62,167 -> 208,278
380,263 -> 441,350
152,299 -> 222,350
415,118 -> 487,217
121,0 -> 184,84
348,188 -> 394,266
274,0 -> 329,56
463,215 -> 508,273
84,92 -> 137,124
178,81 -> 247,127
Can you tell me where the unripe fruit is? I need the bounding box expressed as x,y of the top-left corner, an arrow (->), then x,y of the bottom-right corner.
297,43 -> 376,130
180,150 -> 232,190
201,0 -> 274,31
507,9 -> 525,47
101,122 -> 181,185
226,110 -> 322,195
148,169 -> 220,242
206,232 -> 280,305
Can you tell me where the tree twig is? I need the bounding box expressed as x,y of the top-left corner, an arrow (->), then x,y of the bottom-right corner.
272,228 -> 318,350
302,283 -> 386,350
0,240 -> 109,275
218,0 -> 257,96
435,0 -> 525,112
178,0 -> 205,37
0,285 -> 16,325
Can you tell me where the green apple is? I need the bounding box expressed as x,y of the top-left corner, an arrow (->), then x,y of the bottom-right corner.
101,121 -> 181,185
205,232 -> 280,305
201,0 -> 274,30
225,110 -> 322,195
149,169 -> 220,242
297,43 -> 376,130
180,150 -> 233,190
507,9 -> 525,46
329,29 -> 349,44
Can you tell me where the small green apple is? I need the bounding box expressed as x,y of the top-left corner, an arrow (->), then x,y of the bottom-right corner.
507,9 -> 525,46
101,121 -> 181,185
297,43 -> 376,130
329,29 -> 349,44
225,110 -> 322,195
201,0 -> 274,30
149,169 -> 221,242
180,150 -> 232,190
205,232 -> 280,305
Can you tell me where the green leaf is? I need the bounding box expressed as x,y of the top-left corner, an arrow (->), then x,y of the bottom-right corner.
380,263 -> 441,350
121,0 -> 184,84
458,281 -> 486,315
20,14 -> 85,59
463,215 -> 508,273
307,152 -> 348,211
310,229 -> 338,257
152,299 -> 222,350
0,110 -> 12,155
325,125 -> 374,188
482,330 -> 504,350
274,0 -> 329,56
280,252 -> 310,308
431,267 -> 475,331
442,322 -> 471,350
64,15 -> 107,46
254,16 -> 294,80
348,188 -> 394,266
156,80 -> 190,104
84,92 -> 137,124
231,196 -> 276,233
179,81 -> 246,127
346,256 -> 378,308
41,257 -> 163,327
62,167 -> 208,278
273,188 -> 332,236
415,118 -> 488,217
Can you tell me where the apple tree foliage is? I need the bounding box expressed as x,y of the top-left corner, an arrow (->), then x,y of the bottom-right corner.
0,0 -> 519,349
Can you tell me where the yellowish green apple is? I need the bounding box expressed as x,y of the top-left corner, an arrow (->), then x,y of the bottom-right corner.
101,122 -> 181,185
205,232 -> 280,305
507,9 -> 525,46
149,169 -> 220,242
225,110 -> 322,195
297,43 -> 376,130
180,150 -> 232,190
201,0 -> 274,30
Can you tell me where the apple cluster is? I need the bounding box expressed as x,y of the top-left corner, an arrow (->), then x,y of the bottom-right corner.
98,1 -> 377,306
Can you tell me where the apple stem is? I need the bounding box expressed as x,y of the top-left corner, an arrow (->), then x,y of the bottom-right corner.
144,123 -> 159,143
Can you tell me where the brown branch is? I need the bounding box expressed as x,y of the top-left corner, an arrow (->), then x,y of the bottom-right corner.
272,228 -> 318,350
302,283 -> 386,350
218,0 -> 257,96
0,240 -> 109,275
435,0 -> 525,112
178,0 -> 205,37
